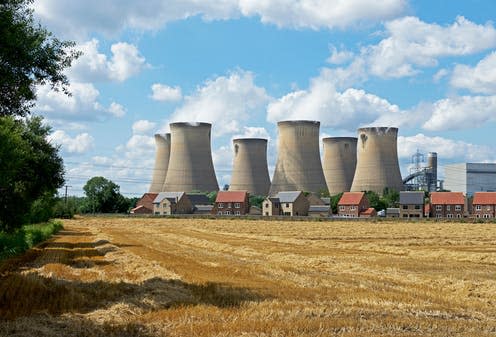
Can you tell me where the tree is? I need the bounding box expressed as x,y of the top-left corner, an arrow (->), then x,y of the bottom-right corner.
82,177 -> 129,213
0,116 -> 64,231
0,0 -> 80,116
329,193 -> 343,214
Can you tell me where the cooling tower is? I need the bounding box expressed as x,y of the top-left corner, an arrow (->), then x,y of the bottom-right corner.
350,127 -> 403,195
229,138 -> 270,196
322,137 -> 357,195
148,133 -> 171,193
269,120 -> 327,195
427,152 -> 438,192
163,122 -> 219,192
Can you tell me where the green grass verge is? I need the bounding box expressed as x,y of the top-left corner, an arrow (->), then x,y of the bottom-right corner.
0,220 -> 64,261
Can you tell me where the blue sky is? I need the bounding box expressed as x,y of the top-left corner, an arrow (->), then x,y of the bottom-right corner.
32,0 -> 496,196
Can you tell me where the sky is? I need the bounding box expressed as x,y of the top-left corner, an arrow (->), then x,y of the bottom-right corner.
31,0 -> 496,197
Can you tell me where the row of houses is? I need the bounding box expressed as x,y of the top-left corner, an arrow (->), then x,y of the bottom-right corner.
132,190 -> 496,219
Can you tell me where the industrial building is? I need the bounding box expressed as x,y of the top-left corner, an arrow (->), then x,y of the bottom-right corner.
269,120 -> 327,195
350,127 -> 403,195
322,137 -> 357,195
444,163 -> 496,196
229,138 -> 271,196
149,133 -> 171,193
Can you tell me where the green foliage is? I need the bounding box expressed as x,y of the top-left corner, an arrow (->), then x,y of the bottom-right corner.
0,0 -> 80,116
53,196 -> 79,219
249,195 -> 265,208
330,193 -> 343,214
27,191 -> 57,224
0,220 -> 63,260
207,191 -> 218,204
319,189 -> 330,198
0,116 -> 64,231
365,191 -> 387,211
81,176 -> 130,213
364,189 -> 400,211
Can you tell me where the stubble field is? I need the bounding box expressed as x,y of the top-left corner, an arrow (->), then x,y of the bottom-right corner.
0,217 -> 495,336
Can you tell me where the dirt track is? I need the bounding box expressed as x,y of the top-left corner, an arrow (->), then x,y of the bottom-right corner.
1,217 -> 495,336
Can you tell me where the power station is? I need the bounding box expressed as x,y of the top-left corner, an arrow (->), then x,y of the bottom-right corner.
163,122 -> 219,192
269,120 -> 327,195
229,138 -> 271,196
322,137 -> 357,195
149,133 -> 171,193
350,127 -> 403,195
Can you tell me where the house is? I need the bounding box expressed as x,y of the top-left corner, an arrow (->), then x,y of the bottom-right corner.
308,205 -> 331,218
211,191 -> 250,216
386,208 -> 400,218
188,193 -> 213,214
306,194 -> 325,205
399,191 -> 424,218
131,193 -> 158,214
263,191 -> 310,216
337,192 -> 370,217
471,192 -> 496,218
430,192 -> 465,219
153,192 -> 193,215
360,207 -> 377,218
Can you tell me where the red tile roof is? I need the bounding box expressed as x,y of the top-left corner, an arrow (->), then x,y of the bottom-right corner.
473,192 -> 496,205
338,192 -> 365,205
430,192 -> 464,205
216,191 -> 248,203
360,208 -> 376,216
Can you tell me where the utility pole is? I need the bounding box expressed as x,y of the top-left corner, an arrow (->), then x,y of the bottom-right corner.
64,185 -> 71,204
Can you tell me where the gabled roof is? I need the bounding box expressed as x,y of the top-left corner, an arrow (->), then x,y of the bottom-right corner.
153,192 -> 185,204
216,191 -> 248,203
188,193 -> 211,206
400,191 -> 424,205
306,194 -> 325,205
141,193 -> 158,201
360,208 -> 376,216
473,192 -> 496,205
277,191 -> 303,203
430,192 -> 465,205
338,192 -> 365,205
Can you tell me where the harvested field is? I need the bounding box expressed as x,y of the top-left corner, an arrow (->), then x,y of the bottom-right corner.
1,217 -> 495,336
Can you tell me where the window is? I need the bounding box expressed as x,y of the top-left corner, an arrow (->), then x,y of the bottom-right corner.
403,214 -> 408,218
234,203 -> 240,208
286,203 -> 290,207
339,206 -> 345,211
483,214 -> 490,218
414,205 -> 421,210
436,205 -> 442,211
265,203 -> 269,208
447,214 -> 453,218
436,214 -> 442,218
235,211 -> 241,216
154,212 -> 160,215
456,214 -> 461,218
224,210 -> 231,215
476,205 -> 482,211
265,212 -> 269,216
455,205 -> 462,211
476,214 -> 480,218
402,205 -> 408,210
217,211 -> 222,215
446,205 -> 451,211
351,206 -> 357,210
218,203 -> 224,208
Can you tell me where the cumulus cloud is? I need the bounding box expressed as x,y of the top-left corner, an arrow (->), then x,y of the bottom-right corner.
451,52 -> 496,94
422,95 -> 496,131
233,126 -> 271,140
48,130 -> 94,154
68,39 -> 147,82
363,16 -> 496,78
168,70 -> 271,135
150,84 -> 183,102
327,45 -> 354,65
108,102 -> 126,117
132,120 -> 157,134
34,0 -> 406,39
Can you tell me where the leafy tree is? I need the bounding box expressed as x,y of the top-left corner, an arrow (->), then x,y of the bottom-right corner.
330,193 -> 343,214
365,191 -> 387,212
207,191 -> 218,204
382,188 -> 399,208
0,0 -> 80,116
249,195 -> 265,209
82,177 -> 129,213
0,116 -> 64,231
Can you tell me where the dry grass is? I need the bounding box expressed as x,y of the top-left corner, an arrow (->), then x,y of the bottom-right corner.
0,217 -> 495,336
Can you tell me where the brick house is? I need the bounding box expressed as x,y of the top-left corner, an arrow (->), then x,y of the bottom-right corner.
263,191 -> 310,216
152,192 -> 193,215
430,192 -> 465,219
399,191 -> 424,218
472,192 -> 496,218
131,193 -> 158,214
212,191 -> 250,216
337,192 -> 370,217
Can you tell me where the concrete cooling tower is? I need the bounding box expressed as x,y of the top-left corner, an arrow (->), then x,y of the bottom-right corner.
322,137 -> 357,195
350,127 -> 403,194
163,122 -> 219,192
148,133 -> 171,193
229,138 -> 271,196
269,120 -> 327,195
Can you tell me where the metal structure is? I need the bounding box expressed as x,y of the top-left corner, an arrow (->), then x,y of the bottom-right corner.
269,120 -> 327,195
163,122 -> 219,192
229,138 -> 271,196
322,137 -> 357,195
402,151 -> 438,192
350,127 -> 403,194
148,133 -> 171,193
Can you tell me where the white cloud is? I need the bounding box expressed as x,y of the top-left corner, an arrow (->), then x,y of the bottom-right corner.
68,39 -> 147,82
363,16 -> 496,78
169,70 -> 271,135
433,68 -> 449,82
108,102 -> 126,117
150,84 -> 183,102
132,120 -> 157,134
48,130 -> 94,154
451,52 -> 496,94
267,68 -> 401,131
327,45 -> 354,65
422,95 -> 496,131
34,0 -> 406,39
234,126 -> 271,140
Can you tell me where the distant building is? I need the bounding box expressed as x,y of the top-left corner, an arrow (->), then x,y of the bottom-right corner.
430,192 -> 465,219
337,192 -> 370,218
153,192 -> 193,215
444,163 -> 496,196
263,191 -> 310,216
188,193 -> 213,214
399,191 -> 424,218
131,193 -> 158,214
471,192 -> 496,219
308,205 -> 331,218
386,208 -> 400,218
212,191 -> 250,216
